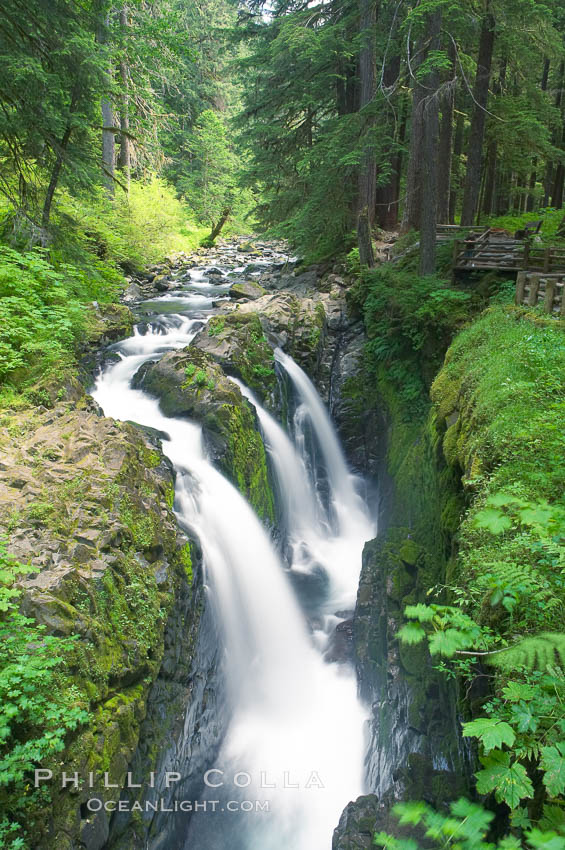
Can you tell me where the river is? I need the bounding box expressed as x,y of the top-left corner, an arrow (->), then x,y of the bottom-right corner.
92,250 -> 375,849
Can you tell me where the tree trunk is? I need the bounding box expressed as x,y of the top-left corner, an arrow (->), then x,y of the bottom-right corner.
482,140 -> 497,216
496,167 -> 510,214
545,61 -> 565,205
357,208 -> 375,267
41,123 -> 73,237
553,160 -> 565,209
375,54 -> 402,230
437,43 -> 455,223
460,8 -> 496,225
401,61 -> 426,232
449,110 -> 464,223
97,11 -> 115,196
208,208 -> 231,243
526,166 -> 536,212
118,6 -> 131,188
419,9 -> 442,275
356,0 -> 377,264
482,58 -> 506,217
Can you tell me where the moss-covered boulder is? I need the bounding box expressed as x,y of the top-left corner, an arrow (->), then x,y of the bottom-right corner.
230,280 -> 267,300
237,292 -> 327,373
132,346 -> 275,522
192,312 -> 277,401
0,395 -> 199,850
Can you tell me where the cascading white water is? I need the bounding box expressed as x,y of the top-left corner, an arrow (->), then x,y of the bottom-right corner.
92,266 -> 371,850
233,377 -> 375,616
274,349 -> 371,548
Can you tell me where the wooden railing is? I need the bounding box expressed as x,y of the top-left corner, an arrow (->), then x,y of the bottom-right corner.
453,236 -> 565,275
515,271 -> 565,316
522,244 -> 565,272
451,231 -> 523,270
437,224 -> 490,242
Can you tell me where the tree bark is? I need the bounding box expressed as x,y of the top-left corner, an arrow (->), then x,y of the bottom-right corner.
357,208 -> 375,266
375,55 -> 402,230
437,79 -> 454,221
449,110 -> 464,223
460,8 -> 496,225
41,123 -> 73,236
482,139 -> 497,216
401,64 -> 425,232
208,208 -> 231,243
481,58 -> 506,217
97,11 -> 115,196
356,0 -> 377,264
419,8 -> 442,275
526,166 -> 536,212
118,6 -> 131,188
545,61 -> 565,205
552,159 -> 564,209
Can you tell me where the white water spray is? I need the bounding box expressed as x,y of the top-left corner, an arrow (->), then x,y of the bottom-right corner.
92,266 -> 371,850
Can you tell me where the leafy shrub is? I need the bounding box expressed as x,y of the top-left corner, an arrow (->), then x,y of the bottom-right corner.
0,542 -> 89,844
396,308 -> 565,826
375,797 -> 565,850
53,177 -> 208,271
352,266 -> 471,413
0,247 -> 94,386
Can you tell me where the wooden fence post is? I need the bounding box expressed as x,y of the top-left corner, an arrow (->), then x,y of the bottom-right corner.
528,274 -> 541,306
544,279 -> 557,313
515,271 -> 527,305
543,247 -> 551,272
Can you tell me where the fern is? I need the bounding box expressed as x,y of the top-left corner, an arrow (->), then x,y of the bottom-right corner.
490,633 -> 565,672
480,560 -> 562,620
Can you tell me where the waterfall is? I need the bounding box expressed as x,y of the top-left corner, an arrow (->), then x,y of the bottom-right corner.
92,268 -> 372,850
233,376 -> 375,615
274,349 -> 371,544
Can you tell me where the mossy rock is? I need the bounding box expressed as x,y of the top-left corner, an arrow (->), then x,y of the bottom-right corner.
192,312 -> 277,401
230,280 -> 267,300
132,345 -> 275,521
0,402 -> 199,848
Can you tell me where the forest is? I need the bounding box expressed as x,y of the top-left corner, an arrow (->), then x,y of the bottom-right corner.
0,0 -> 565,849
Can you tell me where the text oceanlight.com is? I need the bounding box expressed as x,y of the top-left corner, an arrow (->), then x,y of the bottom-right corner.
85,799 -> 271,814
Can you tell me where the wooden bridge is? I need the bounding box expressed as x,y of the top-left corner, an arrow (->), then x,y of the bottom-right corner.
450,226 -> 565,274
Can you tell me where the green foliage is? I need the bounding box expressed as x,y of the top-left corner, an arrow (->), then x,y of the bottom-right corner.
393,307 -> 565,823
0,0 -> 108,226
351,266 -> 471,415
375,797 -> 565,850
237,2 -> 368,259
476,751 -> 534,809
51,178 -> 207,272
0,247 -> 92,387
181,110 -> 238,227
490,634 -> 565,674
0,542 -> 89,840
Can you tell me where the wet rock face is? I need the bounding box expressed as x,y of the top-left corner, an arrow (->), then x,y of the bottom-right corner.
332,795 -> 381,849
132,345 -> 276,523
353,531 -> 470,807
192,312 -> 277,403
107,579 -> 225,850
0,392 -> 202,850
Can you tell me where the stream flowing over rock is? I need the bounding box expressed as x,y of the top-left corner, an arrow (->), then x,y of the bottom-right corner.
0,238 -> 472,850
